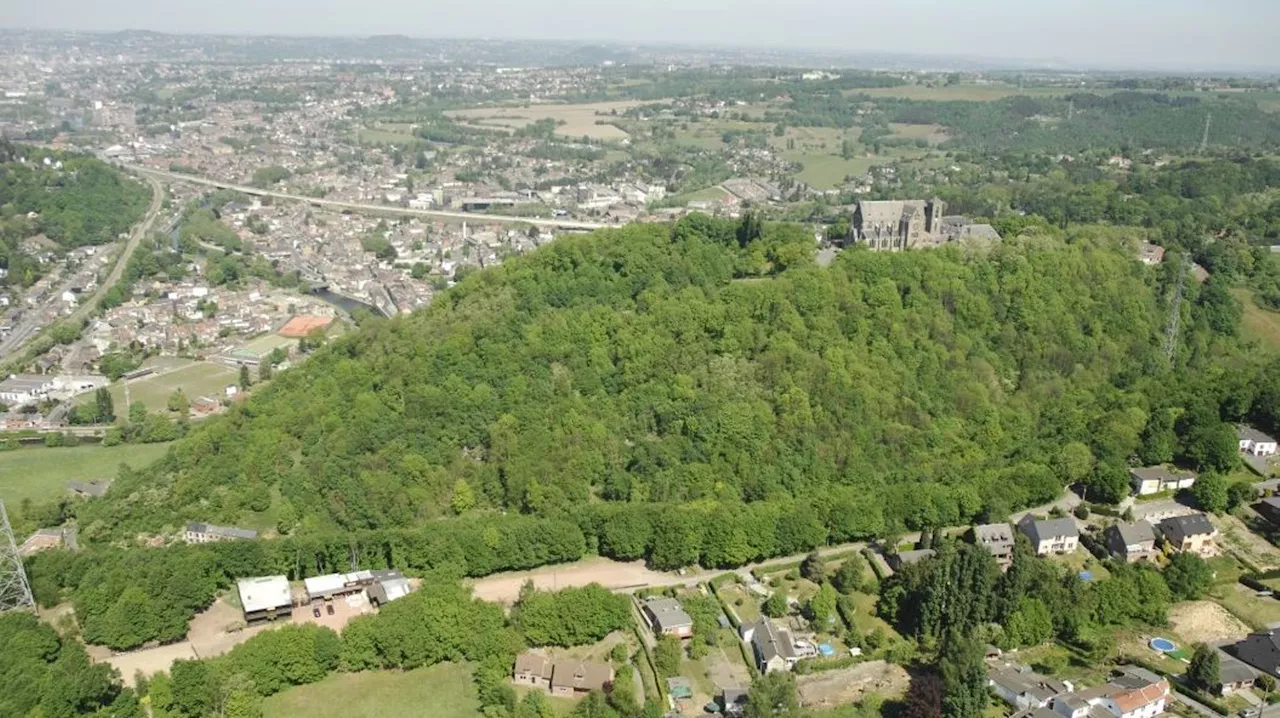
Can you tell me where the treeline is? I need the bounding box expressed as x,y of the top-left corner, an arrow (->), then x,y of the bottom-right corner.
879,537 -> 1214,655
0,612 -> 141,718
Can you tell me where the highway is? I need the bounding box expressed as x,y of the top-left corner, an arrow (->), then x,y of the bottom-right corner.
124,165 -> 612,231
0,174 -> 166,363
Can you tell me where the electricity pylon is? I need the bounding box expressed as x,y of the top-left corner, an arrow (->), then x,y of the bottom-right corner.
0,501 -> 36,613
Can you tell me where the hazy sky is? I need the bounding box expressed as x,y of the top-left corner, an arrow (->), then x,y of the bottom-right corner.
7,0 -> 1280,71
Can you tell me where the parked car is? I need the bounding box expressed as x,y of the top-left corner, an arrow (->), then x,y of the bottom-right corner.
312,607 -> 321,618
326,603 -> 335,616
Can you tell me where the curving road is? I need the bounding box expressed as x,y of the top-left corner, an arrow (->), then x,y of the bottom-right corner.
0,174 -> 165,363
124,165 -> 610,231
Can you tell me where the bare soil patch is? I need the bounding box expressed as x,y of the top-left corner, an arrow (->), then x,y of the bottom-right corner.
1169,600 -> 1251,644
796,659 -> 910,708
469,557 -> 681,604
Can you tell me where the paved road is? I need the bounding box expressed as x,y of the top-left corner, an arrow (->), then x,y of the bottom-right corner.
0,173 -> 165,363
125,165 -> 611,231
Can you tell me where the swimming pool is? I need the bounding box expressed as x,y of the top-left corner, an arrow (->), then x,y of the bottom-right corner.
1150,637 -> 1177,653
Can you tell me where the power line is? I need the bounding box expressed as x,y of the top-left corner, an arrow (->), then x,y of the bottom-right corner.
1163,253 -> 1190,363
1200,112 -> 1212,153
0,501 -> 36,614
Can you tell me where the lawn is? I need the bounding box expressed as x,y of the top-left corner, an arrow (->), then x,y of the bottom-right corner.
263,663 -> 479,718
1210,583 -> 1280,631
1047,551 -> 1112,581
716,583 -> 762,624
0,442 -> 173,505
1233,288 -> 1280,352
672,185 -> 732,204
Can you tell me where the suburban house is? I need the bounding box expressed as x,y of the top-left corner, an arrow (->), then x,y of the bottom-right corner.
973,523 -> 1016,570
1217,651 -> 1257,695
67,480 -> 110,499
549,660 -> 613,697
512,653 -> 613,696
1258,497 -> 1280,526
743,617 -> 799,674
1104,522 -> 1159,563
1232,630 -> 1280,679
988,664 -> 1074,711
1017,516 -> 1079,556
1045,666 -> 1169,718
642,597 -> 695,639
237,575 -> 293,623
1239,425 -> 1279,457
513,653 -> 554,689
1129,466 -> 1197,496
888,548 -> 936,570
184,523 -> 259,543
1156,513 -> 1218,558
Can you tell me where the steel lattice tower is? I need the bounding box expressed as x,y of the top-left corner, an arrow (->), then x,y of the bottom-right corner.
0,500 -> 35,613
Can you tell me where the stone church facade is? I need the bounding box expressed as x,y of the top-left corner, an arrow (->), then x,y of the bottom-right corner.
847,199 -> 999,251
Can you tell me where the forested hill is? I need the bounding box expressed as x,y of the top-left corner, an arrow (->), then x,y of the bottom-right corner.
78,216 -> 1265,548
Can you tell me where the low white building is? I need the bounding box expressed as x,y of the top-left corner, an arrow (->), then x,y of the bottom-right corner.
1239,425 -> 1278,457
0,374 -> 55,405
237,575 -> 292,622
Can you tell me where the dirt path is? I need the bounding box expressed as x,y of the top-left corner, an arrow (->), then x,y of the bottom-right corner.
470,557 -> 688,604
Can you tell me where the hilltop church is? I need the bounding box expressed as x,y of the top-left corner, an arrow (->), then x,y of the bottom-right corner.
845,198 -> 1000,251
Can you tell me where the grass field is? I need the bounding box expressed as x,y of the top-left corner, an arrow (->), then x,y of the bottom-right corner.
445,101 -> 643,140
354,128 -> 423,146
0,443 -> 172,504
784,152 -> 877,189
263,663 -> 479,718
90,361 -> 240,412
1233,288 -> 1280,352
888,123 -> 950,145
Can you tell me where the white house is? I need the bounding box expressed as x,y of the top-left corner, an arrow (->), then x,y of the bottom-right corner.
1239,425 -> 1278,457
1129,466 -> 1197,496
1017,516 -> 1079,556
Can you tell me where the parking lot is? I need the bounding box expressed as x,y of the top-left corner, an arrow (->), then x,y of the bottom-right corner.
291,590 -> 375,632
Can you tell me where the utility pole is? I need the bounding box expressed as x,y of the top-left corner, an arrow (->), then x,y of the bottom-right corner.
1200,112 -> 1212,153
0,501 -> 36,614
1163,253 -> 1190,363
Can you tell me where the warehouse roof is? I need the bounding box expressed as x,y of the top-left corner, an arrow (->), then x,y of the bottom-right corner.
237,575 -> 291,614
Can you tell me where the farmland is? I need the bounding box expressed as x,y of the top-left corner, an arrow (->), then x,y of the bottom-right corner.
444,100 -> 645,140
847,84 -> 1075,102
0,442 -> 172,504
263,662 -> 479,718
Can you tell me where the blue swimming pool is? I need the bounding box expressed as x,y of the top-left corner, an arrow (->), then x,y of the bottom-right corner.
1150,637 -> 1177,653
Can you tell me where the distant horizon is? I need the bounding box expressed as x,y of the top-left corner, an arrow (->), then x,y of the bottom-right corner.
4,0 -> 1279,74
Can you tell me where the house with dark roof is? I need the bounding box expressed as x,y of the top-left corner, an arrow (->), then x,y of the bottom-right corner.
1156,513 -> 1218,558
1129,466 -> 1197,496
642,597 -> 694,638
973,523 -> 1016,570
988,664 -> 1074,711
1104,522 -> 1158,563
1017,515 -> 1079,556
744,617 -> 798,674
1217,651 -> 1257,696
888,548 -> 936,570
1233,631 -> 1280,679
1258,496 -> 1280,526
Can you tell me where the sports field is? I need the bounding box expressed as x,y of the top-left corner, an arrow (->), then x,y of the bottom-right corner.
84,361 -> 240,412
0,443 -> 172,504
445,100 -> 643,140
263,663 -> 479,718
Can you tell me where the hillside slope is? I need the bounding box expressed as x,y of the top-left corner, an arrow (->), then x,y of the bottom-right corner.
79,217 -> 1192,543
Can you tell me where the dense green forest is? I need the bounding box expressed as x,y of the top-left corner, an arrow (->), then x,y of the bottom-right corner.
0,140 -> 150,289
69,211 -> 1278,539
